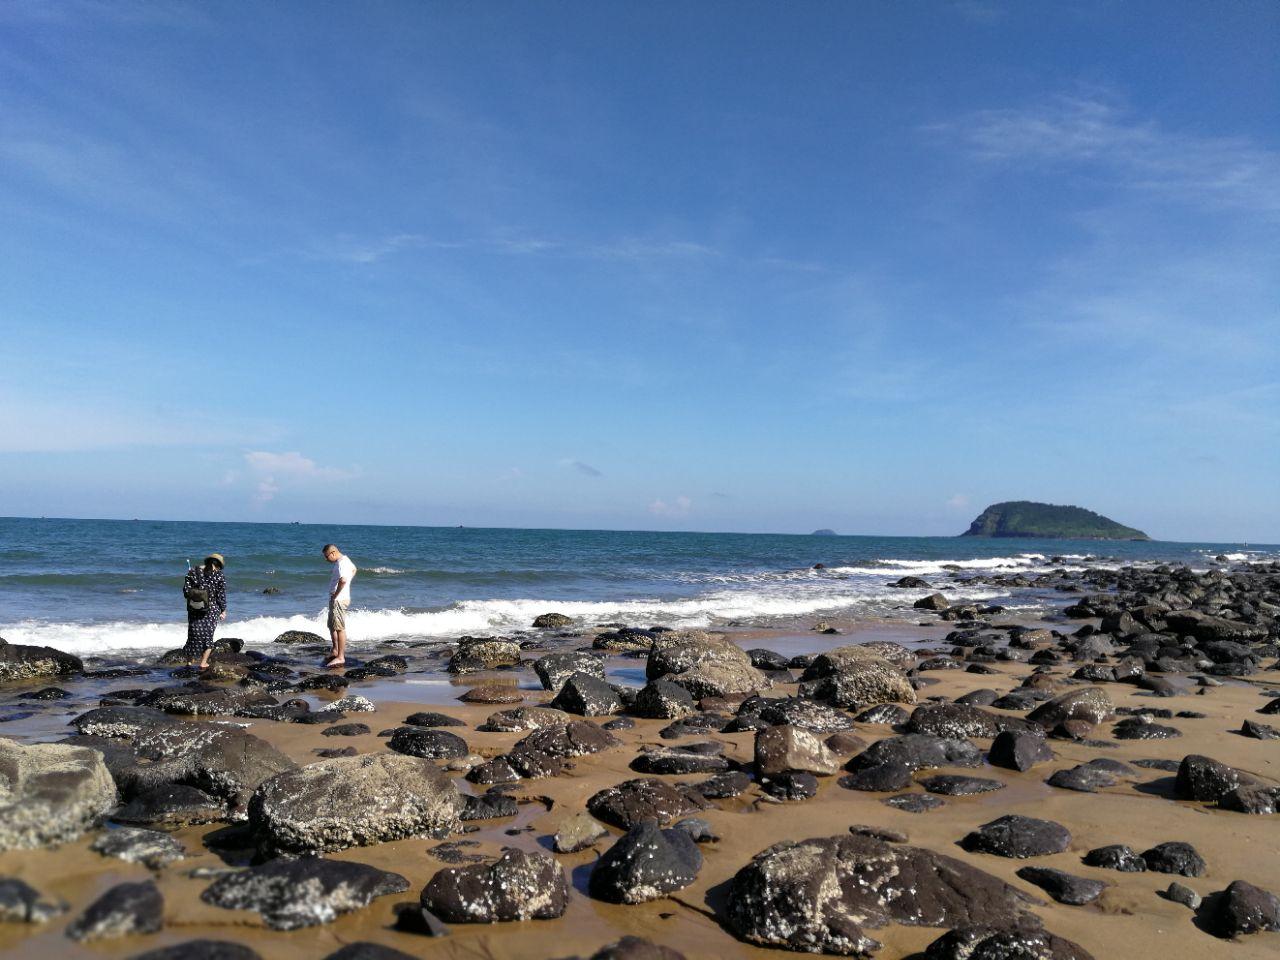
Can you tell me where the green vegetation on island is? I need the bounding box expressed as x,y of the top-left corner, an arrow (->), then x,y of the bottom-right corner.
960,501 -> 1150,540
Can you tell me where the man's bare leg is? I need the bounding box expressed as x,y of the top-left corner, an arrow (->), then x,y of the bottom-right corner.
327,628 -> 347,666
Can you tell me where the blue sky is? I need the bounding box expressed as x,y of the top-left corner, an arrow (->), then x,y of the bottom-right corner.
1,0 -> 1277,542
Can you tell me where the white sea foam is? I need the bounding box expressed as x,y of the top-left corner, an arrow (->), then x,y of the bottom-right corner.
827,553 -> 1052,577
0,576 -> 1008,656
0,550 -> 1093,656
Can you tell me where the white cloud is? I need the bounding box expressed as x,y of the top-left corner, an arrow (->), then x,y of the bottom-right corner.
931,95 -> 1280,215
242,450 -> 356,507
307,233 -> 427,264
304,231 -> 719,266
243,450 -> 353,480
253,476 -> 280,504
946,494 -> 970,510
649,495 -> 693,518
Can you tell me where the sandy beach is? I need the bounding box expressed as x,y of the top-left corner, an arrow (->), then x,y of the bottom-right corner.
3,581 -> 1280,960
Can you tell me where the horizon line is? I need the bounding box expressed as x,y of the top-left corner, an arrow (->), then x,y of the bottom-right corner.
1,515 -> 1272,548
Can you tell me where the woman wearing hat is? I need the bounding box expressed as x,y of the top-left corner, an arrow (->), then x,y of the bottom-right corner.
183,553 -> 228,669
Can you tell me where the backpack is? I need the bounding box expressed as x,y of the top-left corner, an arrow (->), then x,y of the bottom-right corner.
184,567 -> 210,615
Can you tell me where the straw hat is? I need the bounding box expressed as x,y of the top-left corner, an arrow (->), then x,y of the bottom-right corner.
204,553 -> 225,568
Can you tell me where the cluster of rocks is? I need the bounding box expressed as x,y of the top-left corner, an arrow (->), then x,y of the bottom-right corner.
2,568 -> 1279,954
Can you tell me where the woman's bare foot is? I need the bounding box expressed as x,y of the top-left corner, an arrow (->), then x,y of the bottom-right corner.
324,657 -> 345,668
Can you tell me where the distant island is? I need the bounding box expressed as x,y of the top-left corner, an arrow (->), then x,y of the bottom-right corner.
960,501 -> 1150,540
811,528 -> 837,536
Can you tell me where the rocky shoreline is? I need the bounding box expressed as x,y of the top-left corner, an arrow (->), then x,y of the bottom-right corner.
1,560 -> 1279,958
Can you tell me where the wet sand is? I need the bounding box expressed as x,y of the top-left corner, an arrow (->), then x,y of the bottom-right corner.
2,623 -> 1279,959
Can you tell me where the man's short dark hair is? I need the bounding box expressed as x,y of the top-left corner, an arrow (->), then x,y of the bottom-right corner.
322,543 -> 338,554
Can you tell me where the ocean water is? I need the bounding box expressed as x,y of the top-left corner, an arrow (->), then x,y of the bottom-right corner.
0,517 -> 1274,657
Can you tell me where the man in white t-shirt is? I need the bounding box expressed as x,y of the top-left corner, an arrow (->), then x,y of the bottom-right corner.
322,543 -> 357,667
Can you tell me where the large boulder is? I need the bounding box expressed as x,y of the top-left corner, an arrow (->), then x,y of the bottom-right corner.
960,815 -> 1071,858
137,684 -> 277,717
800,652 -> 916,710
0,739 -> 117,851
534,651 -> 606,691
478,706 -> 570,732
448,636 -> 521,673
734,696 -> 856,734
387,727 -> 469,760
1209,879 -> 1280,938
202,858 -> 408,930
510,721 -> 621,760
632,680 -> 697,719
274,630 -> 327,645
755,725 -> 840,777
1015,867 -> 1106,906
248,753 -> 464,856
81,717 -> 295,816
800,644 -> 909,680
726,833 -> 1041,955
846,735 -> 982,773
532,612 -> 574,629
589,821 -> 703,904
421,848 -> 567,922
907,703 -> 1038,740
1163,611 -> 1267,643
0,644 -> 83,683
1026,688 -> 1113,728
631,745 -> 729,776
988,730 -> 1054,772
549,672 -> 623,716
925,926 -> 1095,959
646,638 -> 770,699
115,788 -> 249,834
1175,754 -> 1266,802
90,826 -> 185,868
587,778 -> 702,830
65,880 -> 163,941
72,706 -> 179,739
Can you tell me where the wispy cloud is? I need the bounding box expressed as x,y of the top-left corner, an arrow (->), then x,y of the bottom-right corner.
649,495 -> 692,518
559,458 -> 603,478
304,231 -> 718,266
931,94 -> 1280,215
946,493 -> 970,510
243,450 -> 357,505
243,450 -> 354,480
309,233 -> 428,264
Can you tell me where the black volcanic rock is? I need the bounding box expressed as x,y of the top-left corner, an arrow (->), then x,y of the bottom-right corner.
589,821 -> 703,904
202,858 -> 408,930
421,848 -> 567,922
1015,867 -> 1106,905
961,815 -> 1071,858
1209,880 -> 1280,938
726,833 -> 1042,955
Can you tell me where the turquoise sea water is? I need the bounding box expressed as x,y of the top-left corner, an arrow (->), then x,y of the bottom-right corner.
0,517 -> 1273,656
